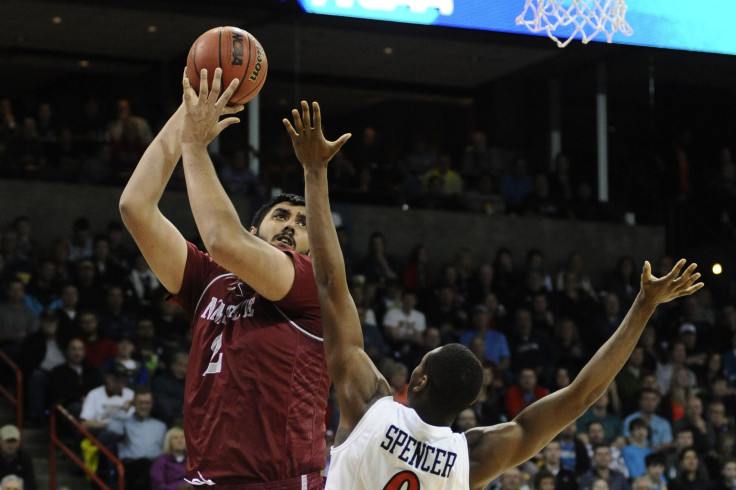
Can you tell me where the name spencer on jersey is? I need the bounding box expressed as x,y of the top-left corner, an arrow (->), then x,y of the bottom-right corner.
380,424 -> 458,478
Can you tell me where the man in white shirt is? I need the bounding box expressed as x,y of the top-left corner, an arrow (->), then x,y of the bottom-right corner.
382,289 -> 426,365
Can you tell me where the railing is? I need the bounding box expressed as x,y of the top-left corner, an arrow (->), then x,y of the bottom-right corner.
49,404 -> 125,490
0,348 -> 23,431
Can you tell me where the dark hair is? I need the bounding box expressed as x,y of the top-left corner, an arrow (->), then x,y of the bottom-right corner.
134,385 -> 152,397
533,470 -> 555,489
645,452 -> 665,467
424,343 -> 483,416
250,194 -> 305,230
586,420 -> 605,431
678,446 -> 698,462
628,417 -> 650,434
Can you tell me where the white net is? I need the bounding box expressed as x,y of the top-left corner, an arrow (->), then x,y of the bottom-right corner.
516,0 -> 633,48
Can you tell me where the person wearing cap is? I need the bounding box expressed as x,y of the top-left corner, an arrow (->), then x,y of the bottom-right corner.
0,425 -> 35,490
677,323 -> 708,371
79,362 -> 134,432
19,309 -> 67,426
100,335 -> 149,387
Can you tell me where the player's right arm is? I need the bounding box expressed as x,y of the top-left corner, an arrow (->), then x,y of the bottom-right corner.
119,105 -> 188,295
464,259 -> 703,490
284,101 -> 391,440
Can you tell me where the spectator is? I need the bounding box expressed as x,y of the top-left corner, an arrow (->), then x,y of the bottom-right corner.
540,440 -> 579,490
149,427 -> 188,490
643,452 -> 668,490
400,244 -> 434,301
498,466 -> 524,490
656,341 -> 697,395
48,338 -> 104,418
534,470 -> 557,490
558,422 -> 591,474
90,235 -> 128,287
672,396 -> 715,455
520,173 -> 563,217
577,390 -> 623,442
504,368 -> 549,419
452,407 -> 478,433
665,429 -> 696,482
472,364 -> 505,426
669,447 -> 709,490
580,444 -> 630,490
662,365 -> 697,422
421,153 -> 464,195
25,259 -> 60,312
382,289 -> 426,365
79,362 -> 135,433
507,308 -> 552,380
68,217 -> 93,262
0,475 -> 22,490
0,425 -> 35,490
107,387 -> 166,490
623,388 -> 673,452
132,317 -> 164,375
19,309 -> 67,425
631,477 -> 653,490
622,418 -> 653,478
357,231 -> 399,286
500,156 -> 533,213
218,149 -> 264,198
616,346 -> 646,417
460,305 -> 510,371
101,336 -> 149,387
0,278 -> 38,360
96,285 -> 135,341
77,309 -> 117,367
152,352 -> 187,426
49,284 -> 79,335
590,293 -> 625,352
710,458 -> 736,490
604,256 -> 639,310
125,253 -> 160,310
381,359 -> 409,406
73,259 -> 103,309
584,420 -> 628,478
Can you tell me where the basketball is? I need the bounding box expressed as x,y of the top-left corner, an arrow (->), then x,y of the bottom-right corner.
185,26 -> 268,105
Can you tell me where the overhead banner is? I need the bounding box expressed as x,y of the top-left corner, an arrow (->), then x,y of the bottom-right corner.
296,0 -> 736,56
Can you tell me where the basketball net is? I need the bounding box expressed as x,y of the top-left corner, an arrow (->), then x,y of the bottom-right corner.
516,0 -> 633,48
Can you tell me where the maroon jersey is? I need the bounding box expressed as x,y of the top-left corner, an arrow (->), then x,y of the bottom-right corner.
171,242 -> 329,486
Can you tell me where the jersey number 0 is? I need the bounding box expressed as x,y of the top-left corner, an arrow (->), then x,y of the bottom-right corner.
383,470 -> 420,490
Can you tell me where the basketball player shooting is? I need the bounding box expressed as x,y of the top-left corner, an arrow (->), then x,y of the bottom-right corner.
283,100 -> 704,489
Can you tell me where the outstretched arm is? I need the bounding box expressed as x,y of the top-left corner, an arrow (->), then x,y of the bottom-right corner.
466,259 -> 703,489
180,68 -> 297,301
119,104 -> 188,294
284,101 -> 391,441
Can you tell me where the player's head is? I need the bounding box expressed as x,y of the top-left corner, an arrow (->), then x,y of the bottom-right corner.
249,193 -> 308,254
408,343 -> 483,421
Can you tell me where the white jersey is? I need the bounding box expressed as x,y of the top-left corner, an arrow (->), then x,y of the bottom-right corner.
327,396 -> 470,490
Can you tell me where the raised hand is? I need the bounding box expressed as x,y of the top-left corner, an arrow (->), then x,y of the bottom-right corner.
639,259 -> 704,307
282,101 -> 351,171
181,67 -> 244,146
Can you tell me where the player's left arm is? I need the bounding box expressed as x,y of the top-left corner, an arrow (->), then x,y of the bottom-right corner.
465,259 -> 703,489
284,101 -> 391,436
180,68 -> 297,301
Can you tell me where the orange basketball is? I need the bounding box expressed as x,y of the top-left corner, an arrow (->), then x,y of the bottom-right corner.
185,26 -> 268,105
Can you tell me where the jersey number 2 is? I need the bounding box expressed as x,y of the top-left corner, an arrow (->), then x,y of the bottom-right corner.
203,333 -> 223,376
383,471 -> 420,490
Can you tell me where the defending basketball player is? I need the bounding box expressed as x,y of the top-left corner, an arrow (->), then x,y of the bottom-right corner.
283,100 -> 704,490
119,70 -> 329,487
